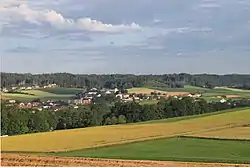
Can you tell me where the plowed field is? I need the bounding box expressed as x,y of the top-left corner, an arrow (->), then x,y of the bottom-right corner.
1,154 -> 250,167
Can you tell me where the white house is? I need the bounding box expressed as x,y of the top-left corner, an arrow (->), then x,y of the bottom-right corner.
9,99 -> 16,103
220,99 -> 227,103
105,91 -> 111,95
114,88 -> 119,93
2,88 -> 8,92
116,94 -> 123,99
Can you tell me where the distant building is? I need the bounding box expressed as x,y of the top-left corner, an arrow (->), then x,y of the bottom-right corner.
220,99 -> 227,103
9,99 -> 16,103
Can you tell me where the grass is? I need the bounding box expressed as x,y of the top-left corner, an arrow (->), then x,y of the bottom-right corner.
137,107 -> 249,124
0,89 -> 75,101
41,87 -> 84,95
2,108 -> 250,153
150,85 -> 209,93
128,87 -> 168,94
139,100 -> 159,105
48,137 -> 250,164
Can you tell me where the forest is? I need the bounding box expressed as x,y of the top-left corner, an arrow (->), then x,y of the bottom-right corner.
2,97 -> 250,136
1,72 -> 250,89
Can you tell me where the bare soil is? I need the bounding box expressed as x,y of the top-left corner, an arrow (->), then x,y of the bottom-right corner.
1,154 -> 250,167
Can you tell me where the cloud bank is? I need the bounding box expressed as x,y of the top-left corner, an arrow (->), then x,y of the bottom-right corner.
0,4 -> 142,33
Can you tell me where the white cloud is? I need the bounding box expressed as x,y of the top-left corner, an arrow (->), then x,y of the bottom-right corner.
0,4 -> 142,33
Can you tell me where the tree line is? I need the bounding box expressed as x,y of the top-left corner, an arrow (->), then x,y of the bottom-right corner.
2,97 -> 250,136
1,72 -> 250,89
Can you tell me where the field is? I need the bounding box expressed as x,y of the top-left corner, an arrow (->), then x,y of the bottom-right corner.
186,126 -> 250,140
128,87 -> 189,96
2,108 -> 250,152
128,86 -> 250,102
2,108 -> 250,166
2,154 -> 248,167
49,137 -> 250,164
0,88 -> 83,101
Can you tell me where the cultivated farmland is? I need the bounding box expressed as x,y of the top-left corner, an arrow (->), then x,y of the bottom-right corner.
50,137 -> 250,164
2,108 -> 250,153
0,88 -> 81,101
2,154 -> 249,167
186,126 -> 250,140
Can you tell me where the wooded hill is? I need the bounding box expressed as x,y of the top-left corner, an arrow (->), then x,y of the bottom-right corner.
1,73 -> 250,90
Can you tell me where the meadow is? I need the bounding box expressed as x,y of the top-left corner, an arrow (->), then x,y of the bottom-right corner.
2,108 -> 250,153
0,88 -> 82,101
128,85 -> 250,102
49,137 -> 250,164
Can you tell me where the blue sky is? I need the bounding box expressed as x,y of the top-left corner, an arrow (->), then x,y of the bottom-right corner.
0,0 -> 250,74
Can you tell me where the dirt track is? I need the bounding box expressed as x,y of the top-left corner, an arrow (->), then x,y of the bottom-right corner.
1,154 -> 250,167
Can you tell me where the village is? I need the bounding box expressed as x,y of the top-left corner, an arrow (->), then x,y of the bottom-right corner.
2,82 -> 231,112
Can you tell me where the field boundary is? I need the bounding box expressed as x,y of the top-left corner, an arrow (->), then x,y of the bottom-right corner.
136,107 -> 250,125
178,136 -> 250,142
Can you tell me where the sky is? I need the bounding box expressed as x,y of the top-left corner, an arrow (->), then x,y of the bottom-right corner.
0,0 -> 250,74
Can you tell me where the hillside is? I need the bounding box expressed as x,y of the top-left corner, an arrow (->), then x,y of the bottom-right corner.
0,88 -> 82,101
2,108 -> 250,153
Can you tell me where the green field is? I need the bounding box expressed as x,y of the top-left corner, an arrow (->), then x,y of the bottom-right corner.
2,108 -> 250,153
49,137 -> 250,164
2,108 -> 250,164
42,87 -> 84,95
0,88 -> 80,102
150,85 -> 209,92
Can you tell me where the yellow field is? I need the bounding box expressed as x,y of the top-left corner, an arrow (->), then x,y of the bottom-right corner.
2,108 -> 250,153
127,87 -> 188,96
187,126 -> 250,140
128,87 -> 167,94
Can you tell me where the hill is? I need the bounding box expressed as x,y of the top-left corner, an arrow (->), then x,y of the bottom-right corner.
2,108 -> 250,153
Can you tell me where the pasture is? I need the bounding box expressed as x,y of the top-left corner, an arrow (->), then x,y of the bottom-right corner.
150,85 -> 209,93
42,87 -> 84,95
136,85 -> 250,101
2,108 -> 250,153
50,137 -> 250,164
0,88 -> 80,101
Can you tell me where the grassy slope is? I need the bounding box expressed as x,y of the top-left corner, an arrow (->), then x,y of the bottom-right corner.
150,85 -> 209,92
0,88 -> 79,101
50,137 -> 250,164
41,87 -> 84,95
2,108 -> 250,153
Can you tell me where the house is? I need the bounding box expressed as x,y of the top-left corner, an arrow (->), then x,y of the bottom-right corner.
2,88 -> 8,93
123,94 -> 130,99
9,99 -> 16,103
133,97 -> 140,101
82,98 -> 91,104
20,87 -> 26,90
114,88 -> 119,93
116,94 -> 123,99
220,99 -> 227,103
105,91 -> 112,95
